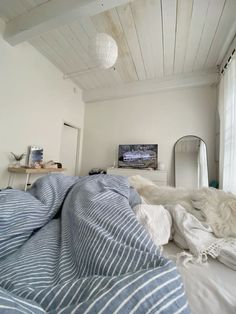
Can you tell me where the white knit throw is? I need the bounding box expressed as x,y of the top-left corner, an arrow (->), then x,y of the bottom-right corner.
167,204 -> 234,267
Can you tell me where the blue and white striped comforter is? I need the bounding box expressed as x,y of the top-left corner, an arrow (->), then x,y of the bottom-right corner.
0,174 -> 190,313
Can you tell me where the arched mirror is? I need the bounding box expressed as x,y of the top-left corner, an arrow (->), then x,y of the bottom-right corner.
174,136 -> 209,188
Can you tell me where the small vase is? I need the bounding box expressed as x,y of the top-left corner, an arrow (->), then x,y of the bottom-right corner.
14,160 -> 21,168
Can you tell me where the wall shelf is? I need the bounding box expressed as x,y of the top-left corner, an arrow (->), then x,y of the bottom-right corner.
8,167 -> 66,191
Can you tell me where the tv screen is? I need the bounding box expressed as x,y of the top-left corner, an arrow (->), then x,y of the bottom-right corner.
118,144 -> 158,169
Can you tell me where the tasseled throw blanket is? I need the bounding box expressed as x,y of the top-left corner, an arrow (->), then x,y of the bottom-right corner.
167,204 -> 236,270
133,203 -> 236,270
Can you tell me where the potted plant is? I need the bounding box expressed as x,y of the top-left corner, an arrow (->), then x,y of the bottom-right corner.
10,152 -> 25,168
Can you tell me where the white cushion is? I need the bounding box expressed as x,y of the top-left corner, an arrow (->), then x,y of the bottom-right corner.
133,204 -> 172,246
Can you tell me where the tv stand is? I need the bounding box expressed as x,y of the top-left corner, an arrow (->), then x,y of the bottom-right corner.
106,168 -> 167,186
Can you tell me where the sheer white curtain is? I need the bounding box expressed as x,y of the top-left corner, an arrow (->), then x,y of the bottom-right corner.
219,56 -> 236,194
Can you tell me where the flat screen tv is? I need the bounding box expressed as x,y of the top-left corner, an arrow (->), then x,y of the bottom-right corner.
118,144 -> 158,169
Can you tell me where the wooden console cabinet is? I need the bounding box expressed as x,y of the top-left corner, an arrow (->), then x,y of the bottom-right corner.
107,168 -> 167,186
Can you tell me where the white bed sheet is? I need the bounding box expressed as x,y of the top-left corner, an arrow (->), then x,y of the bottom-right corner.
163,242 -> 236,314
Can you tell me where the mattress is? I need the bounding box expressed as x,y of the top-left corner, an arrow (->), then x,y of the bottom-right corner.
163,242 -> 236,314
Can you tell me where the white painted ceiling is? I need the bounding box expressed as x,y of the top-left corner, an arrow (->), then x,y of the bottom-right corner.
0,0 -> 236,98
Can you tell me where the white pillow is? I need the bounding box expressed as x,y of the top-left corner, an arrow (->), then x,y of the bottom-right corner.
133,204 -> 172,246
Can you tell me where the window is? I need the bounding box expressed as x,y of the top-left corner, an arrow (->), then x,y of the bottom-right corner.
219,57 -> 236,194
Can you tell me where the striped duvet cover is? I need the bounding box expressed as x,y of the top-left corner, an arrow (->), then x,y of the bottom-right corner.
0,174 -> 190,313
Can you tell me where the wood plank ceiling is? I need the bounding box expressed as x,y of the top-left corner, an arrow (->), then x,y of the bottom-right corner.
0,0 -> 236,92
0,0 -> 49,21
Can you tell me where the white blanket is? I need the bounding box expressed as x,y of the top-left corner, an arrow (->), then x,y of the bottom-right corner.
217,241 -> 236,270
133,203 -> 236,270
168,204 -> 236,270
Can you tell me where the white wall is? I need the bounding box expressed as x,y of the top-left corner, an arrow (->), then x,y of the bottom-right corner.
82,86 -> 217,185
0,20 -> 85,188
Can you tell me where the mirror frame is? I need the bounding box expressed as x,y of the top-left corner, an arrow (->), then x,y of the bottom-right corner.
174,135 -> 209,188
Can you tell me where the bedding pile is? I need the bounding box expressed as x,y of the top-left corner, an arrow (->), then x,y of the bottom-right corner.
129,175 -> 236,238
168,204 -> 236,269
134,202 -> 236,270
0,174 -> 189,313
129,175 -> 236,270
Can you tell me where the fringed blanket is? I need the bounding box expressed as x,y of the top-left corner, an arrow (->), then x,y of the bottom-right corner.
0,174 -> 189,313
168,204 -> 236,269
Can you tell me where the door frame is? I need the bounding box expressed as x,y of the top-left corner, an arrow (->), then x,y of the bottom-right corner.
60,120 -> 82,176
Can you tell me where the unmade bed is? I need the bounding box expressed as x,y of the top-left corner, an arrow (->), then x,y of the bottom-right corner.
130,175 -> 236,314
0,174 -> 189,313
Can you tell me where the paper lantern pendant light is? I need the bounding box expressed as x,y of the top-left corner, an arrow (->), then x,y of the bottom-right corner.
89,33 -> 118,69
63,33 -> 118,79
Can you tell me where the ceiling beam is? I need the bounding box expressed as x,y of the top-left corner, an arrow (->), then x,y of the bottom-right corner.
4,0 -> 134,46
83,69 -> 220,103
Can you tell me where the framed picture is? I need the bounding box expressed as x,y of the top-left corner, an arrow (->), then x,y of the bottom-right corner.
27,146 -> 43,167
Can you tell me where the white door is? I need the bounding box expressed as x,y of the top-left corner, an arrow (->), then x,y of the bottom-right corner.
60,124 -> 79,176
